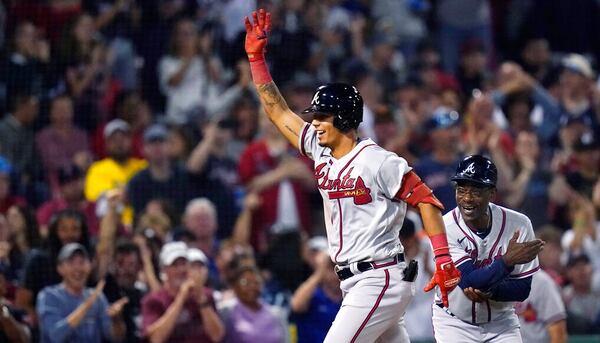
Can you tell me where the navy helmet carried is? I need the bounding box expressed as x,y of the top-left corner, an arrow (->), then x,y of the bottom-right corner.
451,155 -> 497,188
302,83 -> 363,131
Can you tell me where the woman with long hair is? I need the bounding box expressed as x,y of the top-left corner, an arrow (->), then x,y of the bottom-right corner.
15,209 -> 90,330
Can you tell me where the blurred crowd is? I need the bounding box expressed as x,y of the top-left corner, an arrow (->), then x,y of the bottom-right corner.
0,0 -> 599,342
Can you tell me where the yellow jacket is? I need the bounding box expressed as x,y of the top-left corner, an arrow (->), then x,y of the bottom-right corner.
84,158 -> 148,225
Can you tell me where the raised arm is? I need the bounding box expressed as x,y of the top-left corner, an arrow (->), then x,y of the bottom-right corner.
244,9 -> 305,148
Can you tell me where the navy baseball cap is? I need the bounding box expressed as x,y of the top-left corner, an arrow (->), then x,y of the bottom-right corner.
143,124 -> 168,143
425,108 -> 460,131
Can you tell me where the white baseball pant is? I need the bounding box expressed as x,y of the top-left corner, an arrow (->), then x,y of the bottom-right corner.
432,303 -> 522,343
324,264 -> 415,343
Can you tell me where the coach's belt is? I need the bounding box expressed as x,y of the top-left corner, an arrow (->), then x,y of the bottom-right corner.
335,253 -> 404,281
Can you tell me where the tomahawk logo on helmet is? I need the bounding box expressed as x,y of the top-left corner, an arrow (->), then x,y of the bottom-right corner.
451,155 -> 497,188
301,83 -> 363,132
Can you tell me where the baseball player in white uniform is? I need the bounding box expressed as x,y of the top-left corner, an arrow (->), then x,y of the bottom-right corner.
244,9 -> 461,342
516,268 -> 568,343
432,155 -> 545,343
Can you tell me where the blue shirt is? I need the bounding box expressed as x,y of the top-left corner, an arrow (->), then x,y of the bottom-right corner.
36,284 -> 112,343
293,287 -> 341,343
414,156 -> 460,213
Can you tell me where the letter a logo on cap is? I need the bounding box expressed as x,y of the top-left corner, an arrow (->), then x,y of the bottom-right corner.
464,163 -> 476,175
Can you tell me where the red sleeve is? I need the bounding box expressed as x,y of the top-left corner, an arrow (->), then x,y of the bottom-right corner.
238,143 -> 260,185
141,293 -> 166,336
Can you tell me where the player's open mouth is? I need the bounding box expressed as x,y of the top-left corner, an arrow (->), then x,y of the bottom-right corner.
317,130 -> 325,138
461,205 -> 477,215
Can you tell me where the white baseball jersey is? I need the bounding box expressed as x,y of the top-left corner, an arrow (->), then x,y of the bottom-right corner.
439,203 -> 540,324
298,123 -> 409,264
516,269 -> 566,343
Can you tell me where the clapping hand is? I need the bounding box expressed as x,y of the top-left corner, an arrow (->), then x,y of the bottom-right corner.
107,297 -> 129,318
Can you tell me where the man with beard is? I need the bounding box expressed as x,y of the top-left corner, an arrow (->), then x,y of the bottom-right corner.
103,241 -> 147,342
84,119 -> 147,225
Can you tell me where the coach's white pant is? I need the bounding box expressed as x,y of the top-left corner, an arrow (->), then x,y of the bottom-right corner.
432,303 -> 522,343
324,264 -> 415,343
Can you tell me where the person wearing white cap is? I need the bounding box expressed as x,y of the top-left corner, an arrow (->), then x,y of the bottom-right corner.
141,242 -> 224,343
84,118 -> 147,225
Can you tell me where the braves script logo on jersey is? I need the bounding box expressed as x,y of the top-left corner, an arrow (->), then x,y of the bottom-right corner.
460,239 -> 504,268
315,163 -> 372,205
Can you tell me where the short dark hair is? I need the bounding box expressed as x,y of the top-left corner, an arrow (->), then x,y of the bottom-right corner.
115,240 -> 141,260
10,92 -> 37,112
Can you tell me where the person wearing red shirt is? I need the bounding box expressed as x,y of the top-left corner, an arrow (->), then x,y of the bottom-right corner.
238,115 -> 315,252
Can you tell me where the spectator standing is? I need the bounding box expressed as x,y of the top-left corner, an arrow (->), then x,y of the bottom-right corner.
92,92 -> 152,159
436,0 -> 493,74
141,241 -> 225,343
536,226 -> 566,286
562,254 -> 600,334
414,108 -> 462,211
176,198 -> 221,283
0,267 -> 29,343
36,243 -> 127,343
158,18 -> 245,125
85,119 -> 147,226
83,0 -> 140,90
290,248 -> 341,343
238,115 -> 314,253
58,14 -> 116,132
1,22 -> 49,111
220,265 -> 289,343
36,94 -> 91,195
560,194 -> 600,289
516,268 -> 568,343
0,94 -> 43,201
504,132 -> 553,228
36,165 -> 98,237
102,241 -> 148,343
187,121 -> 242,198
127,124 -> 192,219
2,205 -> 41,283
16,209 -> 91,331
0,157 -> 26,214
456,40 -> 490,97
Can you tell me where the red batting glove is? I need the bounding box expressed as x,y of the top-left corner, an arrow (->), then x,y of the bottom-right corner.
423,255 -> 461,308
244,9 -> 272,62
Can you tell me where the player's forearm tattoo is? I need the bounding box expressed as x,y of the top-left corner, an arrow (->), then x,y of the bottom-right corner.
284,125 -> 298,137
257,82 -> 297,136
257,82 -> 286,109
